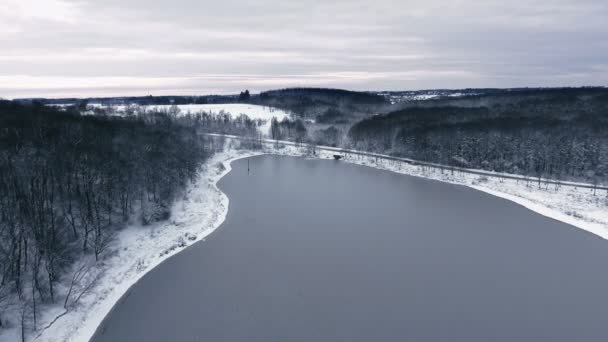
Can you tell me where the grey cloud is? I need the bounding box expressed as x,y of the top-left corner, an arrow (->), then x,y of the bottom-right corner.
1,0 -> 607,98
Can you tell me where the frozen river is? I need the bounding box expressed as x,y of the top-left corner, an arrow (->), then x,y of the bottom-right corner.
92,155 -> 608,342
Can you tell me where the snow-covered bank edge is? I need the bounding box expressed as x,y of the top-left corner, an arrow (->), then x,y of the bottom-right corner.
261,143 -> 607,240
468,186 -> 608,240
26,149 -> 261,342
351,156 -> 608,240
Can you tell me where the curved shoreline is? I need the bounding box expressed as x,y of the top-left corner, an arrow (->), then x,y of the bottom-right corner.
32,149 -> 606,342
32,151 -> 260,342
76,152 -> 262,342
468,185 -> 608,240
315,151 -> 608,240
305,149 -> 608,241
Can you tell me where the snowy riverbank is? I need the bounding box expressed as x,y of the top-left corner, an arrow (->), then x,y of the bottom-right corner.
6,143 -> 607,342
243,140 -> 607,239
1,149 -> 260,342
277,144 -> 608,239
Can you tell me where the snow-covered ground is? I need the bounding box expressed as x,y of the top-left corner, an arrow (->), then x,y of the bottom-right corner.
4,140 -> 607,342
96,103 -> 291,134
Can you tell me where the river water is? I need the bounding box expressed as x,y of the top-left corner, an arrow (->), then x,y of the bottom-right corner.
92,155 -> 608,342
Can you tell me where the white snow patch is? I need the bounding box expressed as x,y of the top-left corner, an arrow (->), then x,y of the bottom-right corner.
95,103 -> 290,135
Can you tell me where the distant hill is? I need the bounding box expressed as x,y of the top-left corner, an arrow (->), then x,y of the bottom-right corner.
385,87 -> 608,108
253,87 -> 389,121
258,88 -> 386,105
14,94 -> 240,106
14,88 -> 389,122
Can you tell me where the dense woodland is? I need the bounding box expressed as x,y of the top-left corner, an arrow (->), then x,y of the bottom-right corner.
0,101 -> 260,335
21,94 -> 241,107
250,87 -> 608,183
253,88 -> 388,119
349,89 -> 608,184
269,117 -> 308,143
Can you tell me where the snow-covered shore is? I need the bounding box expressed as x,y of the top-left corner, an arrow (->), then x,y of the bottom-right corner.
5,142 -> 607,342
1,149 -> 260,342
252,141 -> 607,239
290,145 -> 608,239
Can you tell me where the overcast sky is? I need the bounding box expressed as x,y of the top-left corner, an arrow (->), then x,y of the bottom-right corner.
1,0 -> 607,98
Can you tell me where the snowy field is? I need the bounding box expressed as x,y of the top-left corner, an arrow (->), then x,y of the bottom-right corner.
3,140 -> 607,342
53,103 -> 292,135
108,103 -> 290,134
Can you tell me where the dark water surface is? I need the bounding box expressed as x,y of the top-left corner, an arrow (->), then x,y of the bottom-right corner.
92,155 -> 608,342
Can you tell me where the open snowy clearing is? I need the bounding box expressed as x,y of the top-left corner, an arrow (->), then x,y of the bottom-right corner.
98,103 -> 291,134
5,141 -> 606,342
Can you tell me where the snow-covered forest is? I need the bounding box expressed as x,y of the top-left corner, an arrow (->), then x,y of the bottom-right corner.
251,87 -> 608,185
0,101 -> 261,337
348,89 -> 608,184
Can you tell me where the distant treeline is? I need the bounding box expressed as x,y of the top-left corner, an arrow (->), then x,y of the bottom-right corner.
0,101 -> 254,333
349,90 -> 608,183
398,87 -> 608,110
18,88 -> 388,113
17,94 -> 242,107
253,88 -> 388,119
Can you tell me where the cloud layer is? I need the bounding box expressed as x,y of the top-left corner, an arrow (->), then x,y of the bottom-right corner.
1,0 -> 607,98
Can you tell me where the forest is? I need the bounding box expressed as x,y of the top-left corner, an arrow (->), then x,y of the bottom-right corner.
0,101 -> 262,333
348,89 -> 608,184
253,88 -> 388,119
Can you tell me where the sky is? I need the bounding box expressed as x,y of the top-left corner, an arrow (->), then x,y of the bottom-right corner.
1,0 -> 607,98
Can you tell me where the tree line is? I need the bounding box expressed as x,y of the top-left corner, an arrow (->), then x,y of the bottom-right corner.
254,88 -> 388,120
